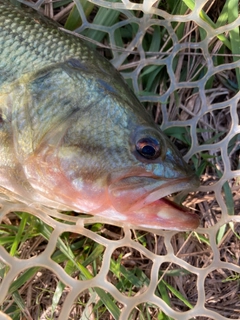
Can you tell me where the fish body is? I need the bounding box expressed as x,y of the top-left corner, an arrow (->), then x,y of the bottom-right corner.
0,2 -> 199,230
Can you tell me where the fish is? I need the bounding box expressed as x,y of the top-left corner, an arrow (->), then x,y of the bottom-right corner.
0,1 -> 200,230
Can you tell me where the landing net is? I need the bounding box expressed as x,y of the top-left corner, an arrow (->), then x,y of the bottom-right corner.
0,1 -> 239,319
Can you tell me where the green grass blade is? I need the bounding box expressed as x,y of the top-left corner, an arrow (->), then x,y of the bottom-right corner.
9,212 -> 29,257
53,0 -> 72,8
228,0 -> 240,88
157,280 -> 171,305
11,292 -> 26,316
64,0 -> 95,30
215,1 -> 229,28
52,281 -> 65,317
162,279 -> 194,309
157,280 -> 174,320
215,168 -> 235,244
9,267 -> 40,294
82,244 -> 105,267
110,259 -> 149,289
94,287 -> 120,320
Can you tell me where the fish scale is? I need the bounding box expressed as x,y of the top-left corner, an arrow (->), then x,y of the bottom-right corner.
0,1 -> 200,230
0,6 -> 87,85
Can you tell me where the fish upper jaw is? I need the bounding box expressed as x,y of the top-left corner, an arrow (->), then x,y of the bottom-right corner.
143,174 -> 200,205
108,173 -> 199,212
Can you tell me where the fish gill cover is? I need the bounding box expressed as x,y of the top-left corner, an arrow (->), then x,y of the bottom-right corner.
0,0 -> 239,319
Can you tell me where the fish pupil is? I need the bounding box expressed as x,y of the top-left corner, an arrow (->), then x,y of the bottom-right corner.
142,145 -> 156,156
136,137 -> 160,159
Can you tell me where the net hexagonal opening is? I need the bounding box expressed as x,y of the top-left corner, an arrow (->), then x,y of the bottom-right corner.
70,287 -> 124,319
164,126 -> 192,156
128,302 -> 165,320
155,262 -> 198,312
192,149 -> 223,187
204,268 -> 240,319
113,21 -> 140,51
172,47 -> 207,82
205,69 -> 238,102
107,246 -> 152,297
196,107 -> 231,146
131,229 -> 167,256
195,190 -> 222,228
170,232 -> 213,268
218,223 -> 240,267
138,64 -> 171,96
3,267 -> 70,320
0,211 -> 54,259
167,88 -> 202,121
142,23 -> 174,54
51,232 -> 106,281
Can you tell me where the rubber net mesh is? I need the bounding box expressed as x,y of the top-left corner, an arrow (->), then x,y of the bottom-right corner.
0,0 -> 240,319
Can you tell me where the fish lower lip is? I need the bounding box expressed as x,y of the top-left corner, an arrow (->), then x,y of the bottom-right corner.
96,195 -> 199,231
125,196 -> 199,231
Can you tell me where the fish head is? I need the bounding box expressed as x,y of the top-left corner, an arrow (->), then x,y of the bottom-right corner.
54,70 -> 199,230
18,58 -> 199,231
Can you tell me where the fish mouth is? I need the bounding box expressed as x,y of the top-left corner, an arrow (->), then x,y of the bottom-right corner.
108,174 -> 200,231
126,195 -> 200,231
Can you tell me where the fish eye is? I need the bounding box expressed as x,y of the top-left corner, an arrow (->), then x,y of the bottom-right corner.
136,137 -> 161,159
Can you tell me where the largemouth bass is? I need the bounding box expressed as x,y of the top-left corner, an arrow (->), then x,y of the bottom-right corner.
0,1 -> 199,230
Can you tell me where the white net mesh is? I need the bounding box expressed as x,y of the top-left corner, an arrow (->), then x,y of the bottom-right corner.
0,0 -> 240,319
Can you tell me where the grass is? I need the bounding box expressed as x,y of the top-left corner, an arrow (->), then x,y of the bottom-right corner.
1,0 -> 240,319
